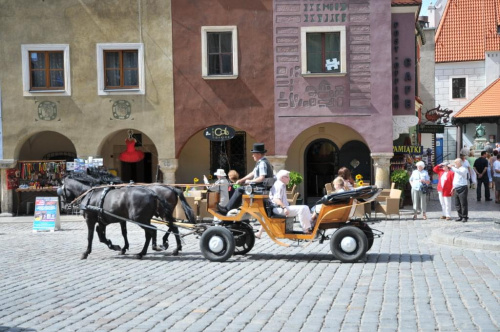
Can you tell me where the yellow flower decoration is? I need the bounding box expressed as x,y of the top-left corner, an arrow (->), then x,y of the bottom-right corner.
355,174 -> 364,187
193,177 -> 199,184
208,175 -> 213,180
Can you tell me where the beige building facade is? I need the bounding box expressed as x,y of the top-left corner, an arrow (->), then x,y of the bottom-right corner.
0,0 -> 176,214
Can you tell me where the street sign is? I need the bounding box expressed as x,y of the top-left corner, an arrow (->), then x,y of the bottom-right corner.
204,125 -> 236,141
393,145 -> 423,155
418,124 -> 445,134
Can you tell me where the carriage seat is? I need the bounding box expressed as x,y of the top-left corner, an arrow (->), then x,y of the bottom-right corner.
315,185 -> 380,206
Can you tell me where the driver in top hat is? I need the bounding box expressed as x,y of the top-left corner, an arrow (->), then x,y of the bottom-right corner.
217,143 -> 273,215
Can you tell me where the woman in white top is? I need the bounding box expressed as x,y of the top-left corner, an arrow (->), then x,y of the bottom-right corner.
409,161 -> 431,220
207,169 -> 229,207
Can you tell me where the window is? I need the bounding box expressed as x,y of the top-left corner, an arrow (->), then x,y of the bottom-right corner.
201,26 -> 238,79
104,50 -> 138,88
451,77 -> 466,99
97,43 -> 144,95
21,44 -> 71,96
301,26 -> 346,76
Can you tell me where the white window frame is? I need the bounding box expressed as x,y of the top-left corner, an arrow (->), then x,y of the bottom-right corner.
300,26 -> 347,77
449,76 -> 468,100
96,43 -> 145,96
201,26 -> 238,79
21,44 -> 71,97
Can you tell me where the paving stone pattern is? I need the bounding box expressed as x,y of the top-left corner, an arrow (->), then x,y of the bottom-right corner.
0,195 -> 499,331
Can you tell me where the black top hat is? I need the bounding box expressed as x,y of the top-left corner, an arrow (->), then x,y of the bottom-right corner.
250,143 -> 267,153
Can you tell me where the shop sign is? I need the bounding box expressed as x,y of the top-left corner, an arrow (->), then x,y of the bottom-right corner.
418,124 -> 445,134
204,125 -> 236,142
33,197 -> 61,232
393,145 -> 423,155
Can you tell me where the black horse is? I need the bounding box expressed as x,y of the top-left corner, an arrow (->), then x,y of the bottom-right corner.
58,170 -> 194,258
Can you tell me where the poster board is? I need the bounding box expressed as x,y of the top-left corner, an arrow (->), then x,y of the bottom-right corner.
33,197 -> 61,232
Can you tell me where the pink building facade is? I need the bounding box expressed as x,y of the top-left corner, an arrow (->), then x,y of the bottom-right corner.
272,0 -> 419,198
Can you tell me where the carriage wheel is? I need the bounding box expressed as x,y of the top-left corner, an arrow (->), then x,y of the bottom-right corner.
228,223 -> 255,255
200,226 -> 235,262
359,223 -> 374,251
330,226 -> 368,263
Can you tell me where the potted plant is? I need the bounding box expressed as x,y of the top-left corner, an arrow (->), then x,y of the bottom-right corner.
390,169 -> 410,207
287,171 -> 304,204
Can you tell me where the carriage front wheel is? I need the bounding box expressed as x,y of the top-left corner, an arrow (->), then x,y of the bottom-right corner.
330,226 -> 368,263
200,226 -> 235,262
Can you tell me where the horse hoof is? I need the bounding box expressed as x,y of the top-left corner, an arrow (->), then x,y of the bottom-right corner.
172,249 -> 180,256
163,243 -> 169,251
120,250 -> 127,255
111,245 -> 121,251
81,254 -> 88,260
135,254 -> 143,259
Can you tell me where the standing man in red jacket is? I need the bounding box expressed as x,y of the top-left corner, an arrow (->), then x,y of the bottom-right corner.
433,162 -> 455,220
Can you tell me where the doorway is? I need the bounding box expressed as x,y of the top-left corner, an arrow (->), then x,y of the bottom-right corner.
305,139 -> 339,199
121,152 -> 153,183
338,140 -> 372,184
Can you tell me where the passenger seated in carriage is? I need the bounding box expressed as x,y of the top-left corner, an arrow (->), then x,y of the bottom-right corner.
255,170 -> 313,238
311,177 -> 346,224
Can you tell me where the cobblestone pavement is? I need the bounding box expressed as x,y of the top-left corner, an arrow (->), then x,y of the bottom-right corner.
0,190 -> 499,332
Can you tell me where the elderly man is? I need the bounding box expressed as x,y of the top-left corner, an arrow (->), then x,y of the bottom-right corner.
269,170 -> 312,233
450,158 -> 469,222
217,143 -> 273,215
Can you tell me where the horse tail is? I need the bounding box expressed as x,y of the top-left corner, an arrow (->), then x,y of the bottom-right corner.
172,187 -> 196,223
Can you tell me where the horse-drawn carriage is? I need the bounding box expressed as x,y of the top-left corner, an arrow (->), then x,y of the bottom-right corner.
58,170 -> 382,263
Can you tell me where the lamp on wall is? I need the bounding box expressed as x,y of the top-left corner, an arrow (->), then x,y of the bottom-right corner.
119,130 -> 144,163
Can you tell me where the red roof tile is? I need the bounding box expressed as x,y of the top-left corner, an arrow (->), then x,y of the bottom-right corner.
454,78 -> 500,118
436,0 -> 500,63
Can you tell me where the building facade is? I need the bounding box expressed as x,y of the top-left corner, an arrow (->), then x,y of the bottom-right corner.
0,0 -> 176,214
0,0 -> 422,214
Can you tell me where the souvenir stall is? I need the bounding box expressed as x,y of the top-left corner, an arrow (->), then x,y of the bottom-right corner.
11,160 -> 66,215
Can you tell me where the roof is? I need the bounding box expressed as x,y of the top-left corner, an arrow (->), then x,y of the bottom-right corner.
435,0 -> 500,63
391,0 -> 421,5
453,78 -> 500,119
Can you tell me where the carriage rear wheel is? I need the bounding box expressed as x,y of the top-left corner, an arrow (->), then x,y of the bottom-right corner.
227,222 -> 255,255
330,226 -> 368,263
200,226 -> 235,262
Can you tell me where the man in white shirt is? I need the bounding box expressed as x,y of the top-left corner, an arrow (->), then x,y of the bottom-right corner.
450,158 -> 469,222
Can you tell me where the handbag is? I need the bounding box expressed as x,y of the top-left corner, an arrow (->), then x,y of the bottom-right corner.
420,183 -> 429,194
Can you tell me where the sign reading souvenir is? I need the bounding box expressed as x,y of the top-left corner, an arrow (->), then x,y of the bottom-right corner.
33,197 -> 61,232
393,145 -> 423,155
204,125 -> 236,142
418,124 -> 445,134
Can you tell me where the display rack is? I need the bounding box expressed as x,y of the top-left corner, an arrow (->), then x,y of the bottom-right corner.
15,160 -> 66,189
